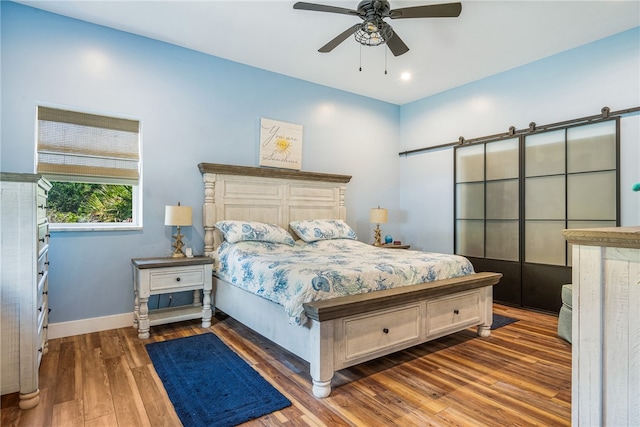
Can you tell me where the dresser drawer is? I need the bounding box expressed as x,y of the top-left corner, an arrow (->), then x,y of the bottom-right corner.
37,299 -> 47,338
37,303 -> 48,367
37,223 -> 49,254
149,266 -> 205,291
37,273 -> 47,311
339,303 -> 421,364
37,252 -> 49,277
37,187 -> 48,222
37,331 -> 47,367
426,290 -> 481,337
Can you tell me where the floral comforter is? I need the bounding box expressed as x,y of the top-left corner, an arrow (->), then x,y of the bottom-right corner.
214,239 -> 474,326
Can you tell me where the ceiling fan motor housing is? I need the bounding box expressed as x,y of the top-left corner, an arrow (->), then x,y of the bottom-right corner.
357,0 -> 391,18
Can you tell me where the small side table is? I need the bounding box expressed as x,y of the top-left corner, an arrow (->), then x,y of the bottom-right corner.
132,256 -> 213,339
381,244 -> 411,249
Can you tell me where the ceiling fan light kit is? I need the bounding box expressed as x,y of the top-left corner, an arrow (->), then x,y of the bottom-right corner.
354,18 -> 392,47
293,1 -> 462,56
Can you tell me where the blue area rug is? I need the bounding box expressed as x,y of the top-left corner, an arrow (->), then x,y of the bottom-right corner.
492,313 -> 519,330
146,333 -> 291,427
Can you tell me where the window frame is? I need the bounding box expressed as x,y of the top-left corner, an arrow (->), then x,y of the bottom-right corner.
35,104 -> 143,232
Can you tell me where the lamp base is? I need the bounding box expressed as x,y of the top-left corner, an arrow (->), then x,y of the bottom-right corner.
373,225 -> 383,246
171,226 -> 186,257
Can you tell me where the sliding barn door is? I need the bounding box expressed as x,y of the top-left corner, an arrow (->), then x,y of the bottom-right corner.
454,119 -> 619,312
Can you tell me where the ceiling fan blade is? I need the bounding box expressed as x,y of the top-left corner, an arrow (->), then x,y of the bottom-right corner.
389,2 -> 462,19
386,30 -> 409,57
318,24 -> 360,53
293,2 -> 360,17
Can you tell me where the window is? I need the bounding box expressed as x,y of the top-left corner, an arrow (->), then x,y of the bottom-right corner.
36,106 -> 142,230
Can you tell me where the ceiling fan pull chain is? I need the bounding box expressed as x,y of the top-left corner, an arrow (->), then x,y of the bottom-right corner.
359,44 -> 362,72
384,47 -> 388,75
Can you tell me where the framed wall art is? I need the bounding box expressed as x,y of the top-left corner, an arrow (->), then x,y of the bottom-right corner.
259,118 -> 303,170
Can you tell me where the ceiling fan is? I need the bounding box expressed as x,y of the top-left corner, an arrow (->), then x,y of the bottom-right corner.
293,1 -> 462,57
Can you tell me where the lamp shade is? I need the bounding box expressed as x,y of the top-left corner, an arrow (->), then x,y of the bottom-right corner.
369,207 -> 388,224
164,205 -> 192,226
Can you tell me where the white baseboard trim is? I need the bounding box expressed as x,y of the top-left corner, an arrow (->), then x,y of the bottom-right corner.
48,312 -> 133,339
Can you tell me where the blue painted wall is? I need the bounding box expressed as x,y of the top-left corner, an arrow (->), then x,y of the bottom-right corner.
400,26 -> 640,253
1,2 -> 400,322
1,2 -> 638,325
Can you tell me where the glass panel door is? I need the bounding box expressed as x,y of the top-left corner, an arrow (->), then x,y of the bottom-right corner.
454,118 -> 618,311
524,130 -> 566,266
485,138 -> 519,261
565,120 -> 618,265
455,144 -> 485,258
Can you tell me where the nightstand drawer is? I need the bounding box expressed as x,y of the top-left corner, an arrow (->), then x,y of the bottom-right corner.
149,267 -> 205,291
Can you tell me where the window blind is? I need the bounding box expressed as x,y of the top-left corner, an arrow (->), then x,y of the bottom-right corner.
37,106 -> 140,184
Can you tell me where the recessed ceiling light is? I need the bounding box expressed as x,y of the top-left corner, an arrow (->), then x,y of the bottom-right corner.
401,72 -> 411,81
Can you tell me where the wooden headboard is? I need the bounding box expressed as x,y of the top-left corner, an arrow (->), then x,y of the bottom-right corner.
198,163 -> 352,256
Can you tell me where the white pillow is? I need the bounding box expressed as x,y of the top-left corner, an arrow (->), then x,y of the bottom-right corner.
215,220 -> 295,246
289,219 -> 357,243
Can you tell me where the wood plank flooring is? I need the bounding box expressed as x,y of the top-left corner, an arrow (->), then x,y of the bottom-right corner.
1,304 -> 571,426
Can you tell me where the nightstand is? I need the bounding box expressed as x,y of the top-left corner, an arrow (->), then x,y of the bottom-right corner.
132,256 -> 213,339
381,244 -> 411,249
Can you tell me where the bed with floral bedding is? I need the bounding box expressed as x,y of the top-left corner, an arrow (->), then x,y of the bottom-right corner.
199,163 -> 502,398
214,221 -> 475,326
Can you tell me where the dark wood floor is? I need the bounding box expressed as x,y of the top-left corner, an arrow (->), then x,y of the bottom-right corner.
1,304 -> 571,426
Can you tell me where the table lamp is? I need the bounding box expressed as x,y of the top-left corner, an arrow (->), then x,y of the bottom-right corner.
370,207 -> 388,246
165,202 -> 192,257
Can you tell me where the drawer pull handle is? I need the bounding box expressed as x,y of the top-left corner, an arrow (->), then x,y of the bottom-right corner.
176,277 -> 181,282
454,309 -> 459,315
45,261 -> 50,266
45,233 -> 51,238
38,347 -> 43,353
38,306 -> 43,312
39,238 -> 45,242
43,291 -> 48,295
383,328 -> 389,334
43,325 -> 48,329
38,271 -> 45,276
38,204 -> 48,209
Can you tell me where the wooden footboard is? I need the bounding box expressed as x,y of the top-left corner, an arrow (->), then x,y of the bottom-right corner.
304,271 -> 502,322
213,271 -> 502,398
303,271 -> 501,397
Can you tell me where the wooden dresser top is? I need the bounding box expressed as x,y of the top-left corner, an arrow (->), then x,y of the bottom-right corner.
563,226 -> 640,249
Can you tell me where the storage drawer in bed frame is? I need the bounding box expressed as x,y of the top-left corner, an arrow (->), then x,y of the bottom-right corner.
333,288 -> 487,369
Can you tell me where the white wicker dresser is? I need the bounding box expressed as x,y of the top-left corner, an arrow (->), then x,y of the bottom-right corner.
1,173 -> 51,409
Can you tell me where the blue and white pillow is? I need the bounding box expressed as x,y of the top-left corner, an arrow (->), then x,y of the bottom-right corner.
289,219 -> 357,243
215,220 -> 295,246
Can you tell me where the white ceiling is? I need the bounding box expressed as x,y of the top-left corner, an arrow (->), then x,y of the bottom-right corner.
15,0 -> 640,105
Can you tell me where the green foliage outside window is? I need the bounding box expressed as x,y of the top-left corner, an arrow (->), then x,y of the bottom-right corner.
48,181 -> 133,223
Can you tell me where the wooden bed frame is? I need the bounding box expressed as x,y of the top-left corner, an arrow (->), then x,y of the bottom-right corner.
199,163 -> 502,398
